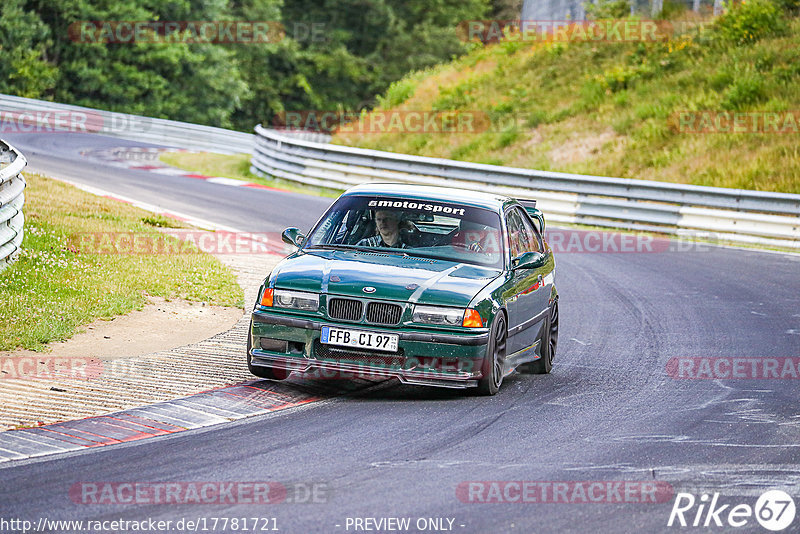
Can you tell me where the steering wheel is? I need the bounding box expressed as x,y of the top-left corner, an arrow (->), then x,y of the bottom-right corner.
450,233 -> 485,253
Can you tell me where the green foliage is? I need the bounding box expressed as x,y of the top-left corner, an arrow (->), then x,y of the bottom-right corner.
595,63 -> 656,92
712,0 -> 788,45
658,0 -> 690,19
490,0 -> 524,19
721,74 -> 766,109
774,0 -> 800,15
265,0 -> 492,127
580,78 -> 607,109
0,174 -> 242,351
15,0 -> 251,128
1,0 -> 491,132
339,12 -> 800,193
378,79 -> 419,109
141,215 -> 182,228
0,0 -> 57,98
432,80 -> 478,111
584,0 -> 631,20
494,126 -> 519,149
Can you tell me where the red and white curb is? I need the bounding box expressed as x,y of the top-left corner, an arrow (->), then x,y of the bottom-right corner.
0,381 -> 319,463
81,146 -> 286,192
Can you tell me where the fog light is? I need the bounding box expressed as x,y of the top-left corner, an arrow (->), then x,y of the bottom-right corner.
259,338 -> 288,352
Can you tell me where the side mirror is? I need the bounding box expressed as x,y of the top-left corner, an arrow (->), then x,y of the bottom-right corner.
282,227 -> 306,248
512,251 -> 547,270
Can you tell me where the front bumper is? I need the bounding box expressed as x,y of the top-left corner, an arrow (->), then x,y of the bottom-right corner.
250,310 -> 490,388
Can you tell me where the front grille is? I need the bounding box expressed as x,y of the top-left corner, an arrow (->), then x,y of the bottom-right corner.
366,302 -> 402,325
313,340 -> 405,369
328,298 -> 363,321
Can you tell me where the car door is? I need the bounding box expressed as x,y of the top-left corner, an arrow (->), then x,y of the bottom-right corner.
519,207 -> 552,319
503,207 -> 550,356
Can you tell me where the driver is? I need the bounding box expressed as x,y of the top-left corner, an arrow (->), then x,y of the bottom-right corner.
357,210 -> 407,248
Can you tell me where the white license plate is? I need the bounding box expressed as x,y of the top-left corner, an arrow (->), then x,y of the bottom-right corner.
321,326 -> 399,352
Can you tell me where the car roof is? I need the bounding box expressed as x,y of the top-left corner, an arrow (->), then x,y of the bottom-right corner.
342,183 -> 515,211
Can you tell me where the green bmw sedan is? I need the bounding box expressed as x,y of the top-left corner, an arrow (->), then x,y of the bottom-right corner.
248,184 -> 558,395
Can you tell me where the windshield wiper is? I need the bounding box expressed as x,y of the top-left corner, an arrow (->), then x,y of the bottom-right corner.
308,244 -> 417,257
306,244 -> 374,253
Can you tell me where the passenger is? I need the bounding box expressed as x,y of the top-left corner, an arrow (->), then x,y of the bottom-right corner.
357,210 -> 407,248
453,219 -> 491,252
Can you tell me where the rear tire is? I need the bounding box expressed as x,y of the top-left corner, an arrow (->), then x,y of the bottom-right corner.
525,300 -> 558,375
247,320 -> 290,381
476,313 -> 507,396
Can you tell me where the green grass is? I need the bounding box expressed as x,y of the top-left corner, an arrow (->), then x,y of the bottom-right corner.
0,173 -> 243,351
334,3 -> 800,193
159,151 -> 342,198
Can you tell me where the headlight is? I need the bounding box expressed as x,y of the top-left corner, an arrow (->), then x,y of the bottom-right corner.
412,305 -> 464,326
272,289 -> 319,311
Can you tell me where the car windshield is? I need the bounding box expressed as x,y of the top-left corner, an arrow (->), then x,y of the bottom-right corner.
305,195 -> 504,268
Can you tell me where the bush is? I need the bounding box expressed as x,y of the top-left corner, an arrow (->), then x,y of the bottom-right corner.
378,79 -> 418,109
713,0 -> 788,45
721,75 -> 766,109
584,0 -> 631,20
494,127 -> 520,149
659,0 -> 690,19
432,81 -> 476,110
774,0 -> 800,15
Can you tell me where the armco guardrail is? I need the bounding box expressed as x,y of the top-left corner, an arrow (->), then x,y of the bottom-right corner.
0,140 -> 26,272
0,94 -> 254,154
251,125 -> 800,249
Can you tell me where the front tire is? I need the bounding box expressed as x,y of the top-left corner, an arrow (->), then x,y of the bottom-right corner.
476,313 -> 507,396
247,320 -> 290,381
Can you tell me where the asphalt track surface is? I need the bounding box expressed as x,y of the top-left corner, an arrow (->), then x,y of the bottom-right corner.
1,132 -> 799,533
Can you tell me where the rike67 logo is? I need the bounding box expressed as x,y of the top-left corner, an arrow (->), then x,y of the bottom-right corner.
668,490 -> 796,531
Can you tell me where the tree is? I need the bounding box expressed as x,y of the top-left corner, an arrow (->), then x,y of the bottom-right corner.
0,0 -> 56,98
24,0 -> 249,127
2,0 -> 494,131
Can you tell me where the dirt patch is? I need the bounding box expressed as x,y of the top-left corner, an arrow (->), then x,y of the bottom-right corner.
548,129 -> 619,166
0,253 -> 280,431
1,296 -> 242,361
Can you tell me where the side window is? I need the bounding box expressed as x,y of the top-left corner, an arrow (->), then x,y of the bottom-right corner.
506,208 -> 536,258
518,210 -> 542,253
